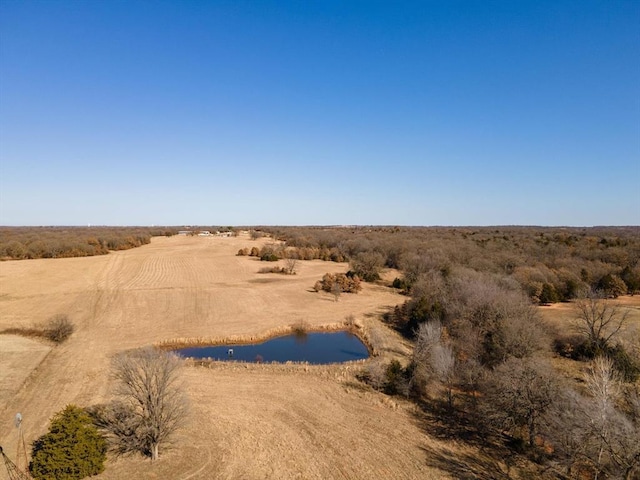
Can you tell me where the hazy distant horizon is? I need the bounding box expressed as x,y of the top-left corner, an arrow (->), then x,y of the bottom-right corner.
2,223 -> 639,229
1,1 -> 638,226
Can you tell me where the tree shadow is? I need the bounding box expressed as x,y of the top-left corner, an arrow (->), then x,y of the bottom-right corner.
419,444 -> 514,480
410,400 -> 520,480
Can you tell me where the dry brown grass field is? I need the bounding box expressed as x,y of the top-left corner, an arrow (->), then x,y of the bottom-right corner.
5,233 -> 636,479
1,233 -> 477,480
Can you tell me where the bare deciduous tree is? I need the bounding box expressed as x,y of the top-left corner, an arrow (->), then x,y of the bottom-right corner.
584,356 -> 621,479
611,388 -> 640,480
483,357 -> 558,448
574,291 -> 629,352
412,321 -> 443,391
432,343 -> 456,410
412,321 -> 456,408
108,348 -> 187,461
544,360 -> 640,479
284,257 -> 298,275
544,386 -> 591,477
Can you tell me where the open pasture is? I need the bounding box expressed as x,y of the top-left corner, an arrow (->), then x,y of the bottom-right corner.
0,233 -> 461,479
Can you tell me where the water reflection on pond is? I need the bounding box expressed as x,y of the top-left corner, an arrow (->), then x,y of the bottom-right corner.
175,331 -> 369,364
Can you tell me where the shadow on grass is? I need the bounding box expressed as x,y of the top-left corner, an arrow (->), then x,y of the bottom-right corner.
411,400 -> 519,480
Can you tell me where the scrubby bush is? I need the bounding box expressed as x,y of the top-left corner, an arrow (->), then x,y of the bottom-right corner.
258,266 -> 287,274
539,282 -> 560,304
259,245 -> 281,262
383,360 -> 409,395
291,320 -> 309,337
30,405 -> 107,480
315,272 -> 361,294
391,277 -> 410,292
44,314 -> 74,344
358,360 -> 411,396
349,251 -> 384,282
597,273 -> 628,298
620,265 -> 640,294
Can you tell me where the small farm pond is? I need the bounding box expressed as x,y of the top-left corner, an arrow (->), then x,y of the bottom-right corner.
175,331 -> 369,364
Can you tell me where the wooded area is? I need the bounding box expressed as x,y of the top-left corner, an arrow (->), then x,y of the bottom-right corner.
0,227 -> 177,260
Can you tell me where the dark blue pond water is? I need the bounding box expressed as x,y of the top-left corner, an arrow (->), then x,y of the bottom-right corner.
175,331 -> 369,364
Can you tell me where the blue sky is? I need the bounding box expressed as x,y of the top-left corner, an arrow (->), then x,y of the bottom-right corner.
1,1 -> 638,226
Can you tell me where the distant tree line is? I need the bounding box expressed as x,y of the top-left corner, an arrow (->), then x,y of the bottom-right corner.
258,226 -> 640,478
258,226 -> 640,302
0,227 -> 178,260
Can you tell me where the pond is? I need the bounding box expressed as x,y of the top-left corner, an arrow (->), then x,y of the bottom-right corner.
175,331 -> 369,364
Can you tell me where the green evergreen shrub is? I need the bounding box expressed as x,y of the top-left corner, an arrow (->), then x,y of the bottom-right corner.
30,405 -> 107,480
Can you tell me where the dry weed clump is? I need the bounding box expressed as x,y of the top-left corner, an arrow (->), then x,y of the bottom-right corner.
45,314 -> 75,344
0,313 -> 74,344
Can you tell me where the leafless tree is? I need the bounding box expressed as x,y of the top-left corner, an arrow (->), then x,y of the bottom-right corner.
412,321 -> 456,408
544,386 -> 591,477
443,272 -> 549,366
482,357 -> 558,448
284,257 -> 298,275
544,359 -> 640,479
610,388 -> 640,480
574,291 -> 629,352
412,321 -> 442,391
583,356 -> 621,479
432,343 -> 456,410
108,348 -> 187,461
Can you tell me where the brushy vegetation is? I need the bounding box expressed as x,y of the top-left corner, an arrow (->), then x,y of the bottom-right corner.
1,314 -> 75,344
44,314 -> 75,344
0,226 -> 178,260
313,272 -> 362,294
257,225 -> 640,302
254,226 -> 640,479
30,405 -> 107,480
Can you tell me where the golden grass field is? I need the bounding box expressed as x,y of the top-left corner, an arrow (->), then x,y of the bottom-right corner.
0,233 -> 459,480
2,233 -> 638,480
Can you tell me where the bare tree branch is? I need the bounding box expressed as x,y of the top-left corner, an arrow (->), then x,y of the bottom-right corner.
105,348 -> 188,461
573,291 -> 629,351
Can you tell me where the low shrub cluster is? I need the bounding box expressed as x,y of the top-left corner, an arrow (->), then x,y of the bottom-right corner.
44,314 -> 75,344
314,272 -> 362,294
1,314 -> 75,344
555,336 -> 639,382
258,266 -> 288,274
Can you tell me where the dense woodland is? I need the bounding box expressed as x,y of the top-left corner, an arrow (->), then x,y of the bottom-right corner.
0,226 -> 178,260
254,226 -> 640,479
3,225 -> 639,478
253,226 -> 640,302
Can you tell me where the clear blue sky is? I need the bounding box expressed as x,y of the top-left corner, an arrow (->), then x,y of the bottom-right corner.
1,1 -> 638,226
